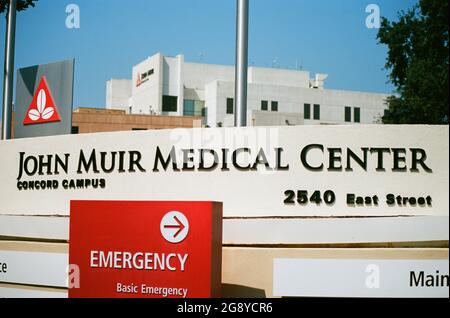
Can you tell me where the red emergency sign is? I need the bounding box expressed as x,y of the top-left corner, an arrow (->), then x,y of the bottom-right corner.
69,201 -> 223,298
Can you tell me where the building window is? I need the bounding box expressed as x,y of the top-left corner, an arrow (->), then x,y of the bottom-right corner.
71,126 -> 79,134
194,100 -> 205,117
345,106 -> 352,122
261,100 -> 268,111
162,95 -> 178,112
184,100 -> 205,117
226,98 -> 234,114
132,128 -> 147,131
354,107 -> 361,123
271,101 -> 278,112
183,99 -> 195,116
313,104 -> 320,120
304,104 -> 311,119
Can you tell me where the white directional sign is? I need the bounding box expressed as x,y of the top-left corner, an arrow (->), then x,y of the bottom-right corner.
160,211 -> 189,243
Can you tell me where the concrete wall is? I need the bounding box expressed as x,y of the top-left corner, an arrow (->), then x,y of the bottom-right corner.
72,108 -> 199,133
248,66 -> 310,88
183,61 -> 235,90
106,79 -> 132,112
207,81 -> 388,127
131,53 -> 163,115
205,81 -> 218,127
205,80 -> 234,127
302,89 -> 388,125
251,110 -> 304,126
162,55 -> 184,116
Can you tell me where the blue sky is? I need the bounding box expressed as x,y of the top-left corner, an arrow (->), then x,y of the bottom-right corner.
0,0 -> 418,115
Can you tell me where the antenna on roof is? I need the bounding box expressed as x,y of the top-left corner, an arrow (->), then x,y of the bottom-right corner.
295,60 -> 303,70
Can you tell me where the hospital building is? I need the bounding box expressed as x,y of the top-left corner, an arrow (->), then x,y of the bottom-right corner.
106,53 -> 389,128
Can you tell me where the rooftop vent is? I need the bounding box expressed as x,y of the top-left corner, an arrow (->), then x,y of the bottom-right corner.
310,73 -> 328,89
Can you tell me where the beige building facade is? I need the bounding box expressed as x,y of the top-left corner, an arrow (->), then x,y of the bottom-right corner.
71,108 -> 201,134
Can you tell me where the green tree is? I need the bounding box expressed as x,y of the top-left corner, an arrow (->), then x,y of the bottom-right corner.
0,0 -> 37,14
378,0 -> 448,124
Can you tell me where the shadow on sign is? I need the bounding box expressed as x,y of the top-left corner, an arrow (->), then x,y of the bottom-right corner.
221,284 -> 266,298
19,66 -> 39,96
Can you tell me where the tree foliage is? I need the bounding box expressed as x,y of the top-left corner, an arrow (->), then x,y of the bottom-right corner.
377,0 -> 448,124
0,0 -> 38,14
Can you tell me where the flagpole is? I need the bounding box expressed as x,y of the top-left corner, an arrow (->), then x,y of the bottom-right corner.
2,0 -> 17,140
234,0 -> 249,127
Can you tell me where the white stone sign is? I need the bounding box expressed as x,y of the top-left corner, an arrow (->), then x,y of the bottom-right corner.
0,251 -> 68,287
273,259 -> 449,298
0,125 -> 448,217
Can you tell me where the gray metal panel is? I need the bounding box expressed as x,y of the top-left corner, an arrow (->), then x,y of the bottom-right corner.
14,59 -> 74,139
